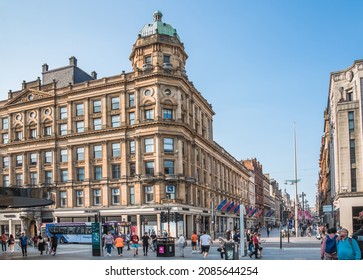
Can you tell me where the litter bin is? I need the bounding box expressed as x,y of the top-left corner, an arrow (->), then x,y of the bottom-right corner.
224,242 -> 239,260
156,237 -> 175,257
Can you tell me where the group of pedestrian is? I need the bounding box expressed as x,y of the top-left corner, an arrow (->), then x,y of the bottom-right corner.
1,231 -> 58,257
320,227 -> 361,260
248,231 -> 263,259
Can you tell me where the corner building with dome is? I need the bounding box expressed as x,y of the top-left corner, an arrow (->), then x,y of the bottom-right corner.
0,12 -> 251,239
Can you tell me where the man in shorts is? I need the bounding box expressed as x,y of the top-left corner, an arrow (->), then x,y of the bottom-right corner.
199,230 -> 213,259
191,231 -> 198,254
131,232 -> 140,257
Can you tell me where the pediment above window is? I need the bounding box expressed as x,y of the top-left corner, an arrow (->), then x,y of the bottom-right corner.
5,89 -> 53,106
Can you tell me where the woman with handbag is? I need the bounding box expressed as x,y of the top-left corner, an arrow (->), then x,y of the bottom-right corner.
7,234 -> 15,253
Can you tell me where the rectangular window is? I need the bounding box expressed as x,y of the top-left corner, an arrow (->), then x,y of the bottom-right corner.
129,94 -> 135,107
16,155 -> 22,167
348,111 -> 354,132
164,160 -> 174,175
130,163 -> 136,176
3,157 -> 9,168
76,103 -> 84,116
60,106 -> 68,119
30,129 -> 36,139
44,126 -> 52,136
3,175 -> 9,188
129,187 -> 135,205
93,118 -> 102,130
350,139 -> 356,164
112,143 -> 120,157
94,166 -> 102,180
351,168 -> 357,192
112,165 -> 121,179
60,169 -> 68,183
111,97 -> 120,110
45,151 -> 52,164
30,153 -> 37,165
76,147 -> 84,161
15,131 -> 22,141
111,115 -> 120,127
93,100 -> 101,113
2,133 -> 8,144
76,167 -> 85,181
163,109 -> 173,119
60,149 -> 68,163
93,189 -> 101,206
60,124 -> 67,136
347,92 -> 353,102
145,138 -> 154,153
30,172 -> 37,185
129,112 -> 135,125
145,161 -> 154,175
145,109 -> 154,120
145,186 -> 154,203
163,138 -> 174,152
76,121 -> 84,133
76,190 -> 84,206
94,145 -> 102,159
45,171 -> 52,185
166,185 -> 176,199
163,55 -> 170,64
60,191 -> 67,207
130,140 -> 135,154
2,118 -> 8,130
111,188 -> 120,205
145,56 -> 151,64
16,174 -> 22,187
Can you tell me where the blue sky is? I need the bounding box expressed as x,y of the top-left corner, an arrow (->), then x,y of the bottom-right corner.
1,0 -> 363,206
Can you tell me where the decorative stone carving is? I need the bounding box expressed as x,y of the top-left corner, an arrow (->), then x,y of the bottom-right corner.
345,70 -> 353,82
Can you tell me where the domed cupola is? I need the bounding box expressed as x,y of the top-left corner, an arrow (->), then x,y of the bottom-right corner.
139,11 -> 180,41
130,11 -> 188,75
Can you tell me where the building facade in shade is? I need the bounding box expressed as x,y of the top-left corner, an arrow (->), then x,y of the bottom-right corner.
319,59 -> 363,233
0,11 -> 251,238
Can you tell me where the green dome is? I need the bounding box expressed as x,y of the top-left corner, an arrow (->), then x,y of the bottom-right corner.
139,11 -> 180,41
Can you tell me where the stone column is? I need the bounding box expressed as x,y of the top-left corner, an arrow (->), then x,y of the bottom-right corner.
67,146 -> 73,181
134,88 -> 140,124
121,90 -> 126,125
67,102 -> 72,133
155,133 -> 162,175
120,138 -> 127,177
84,144 -> 90,181
22,152 -> 28,185
51,148 -> 57,183
155,84 -> 161,120
135,136 -> 141,175
84,99 -> 89,131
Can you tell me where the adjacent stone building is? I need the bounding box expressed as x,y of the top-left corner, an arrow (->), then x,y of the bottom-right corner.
318,59 -> 363,233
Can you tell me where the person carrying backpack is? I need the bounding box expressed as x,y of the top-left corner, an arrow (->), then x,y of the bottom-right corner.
320,228 -> 339,260
337,228 -> 361,260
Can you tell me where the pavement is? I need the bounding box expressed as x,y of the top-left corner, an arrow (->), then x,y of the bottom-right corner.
0,228 -> 322,260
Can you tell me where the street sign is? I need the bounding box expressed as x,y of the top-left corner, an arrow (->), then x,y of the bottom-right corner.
323,205 -> 333,213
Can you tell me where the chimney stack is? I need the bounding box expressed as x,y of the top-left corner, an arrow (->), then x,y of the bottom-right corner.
69,56 -> 77,66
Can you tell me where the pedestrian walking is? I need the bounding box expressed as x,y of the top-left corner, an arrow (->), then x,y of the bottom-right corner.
104,232 -> 115,256
191,231 -> 198,254
7,234 -> 15,253
51,234 -> 58,256
19,232 -> 28,257
142,232 -> 150,256
114,234 -> 124,256
37,234 -> 45,255
320,228 -> 339,260
131,232 -> 140,257
218,237 -> 226,259
337,228 -> 361,260
126,232 -> 131,250
1,232 -> 7,252
199,231 -> 213,259
177,233 -> 186,257
248,232 -> 260,259
33,235 -> 38,248
45,236 -> 50,254
150,231 -> 157,252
